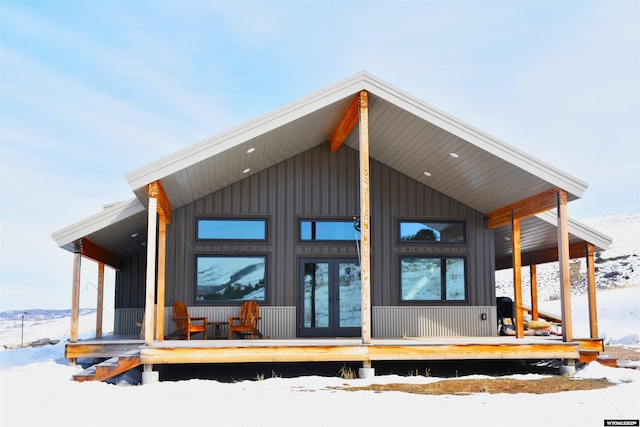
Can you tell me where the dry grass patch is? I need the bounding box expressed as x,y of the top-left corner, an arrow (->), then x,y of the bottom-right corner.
331,376 -> 611,395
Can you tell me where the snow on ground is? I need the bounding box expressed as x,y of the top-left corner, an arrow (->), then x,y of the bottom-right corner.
0,344 -> 638,427
0,311 -> 114,350
540,286 -> 640,346
0,288 -> 639,427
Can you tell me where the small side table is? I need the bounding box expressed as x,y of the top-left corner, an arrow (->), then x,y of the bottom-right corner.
208,321 -> 229,339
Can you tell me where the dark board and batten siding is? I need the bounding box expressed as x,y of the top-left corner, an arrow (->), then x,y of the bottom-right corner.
164,143 -> 493,307
116,143 -> 495,312
115,250 -> 146,309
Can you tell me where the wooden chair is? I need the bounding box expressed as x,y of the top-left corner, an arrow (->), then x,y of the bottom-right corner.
168,301 -> 207,340
228,301 -> 263,340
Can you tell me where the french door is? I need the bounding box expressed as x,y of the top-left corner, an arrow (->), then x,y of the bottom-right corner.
299,258 -> 361,337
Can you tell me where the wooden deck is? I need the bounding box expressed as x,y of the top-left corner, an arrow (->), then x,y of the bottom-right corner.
66,336 -> 587,366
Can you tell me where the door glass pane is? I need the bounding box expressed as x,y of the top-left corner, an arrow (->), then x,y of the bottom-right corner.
303,262 -> 329,328
338,262 -> 361,328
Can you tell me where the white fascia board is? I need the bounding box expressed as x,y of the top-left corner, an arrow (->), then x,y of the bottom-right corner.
360,74 -> 589,199
51,198 -> 145,248
537,210 -> 613,252
125,71 -> 371,192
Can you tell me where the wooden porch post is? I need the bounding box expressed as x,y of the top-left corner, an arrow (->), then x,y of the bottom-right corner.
144,184 -> 159,346
156,218 -> 167,341
359,90 -> 372,345
586,244 -> 599,339
530,264 -> 539,321
511,214 -> 524,338
96,262 -> 104,338
70,240 -> 82,344
557,190 -> 573,342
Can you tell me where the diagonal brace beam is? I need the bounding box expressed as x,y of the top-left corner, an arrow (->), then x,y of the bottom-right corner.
486,188 -> 565,229
329,92 -> 366,153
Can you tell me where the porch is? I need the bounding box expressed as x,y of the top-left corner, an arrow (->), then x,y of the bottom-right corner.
67,335 -> 599,371
138,336 -> 583,365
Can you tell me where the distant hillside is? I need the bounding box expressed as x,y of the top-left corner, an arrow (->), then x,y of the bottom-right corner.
0,309 -> 95,322
496,213 -> 640,303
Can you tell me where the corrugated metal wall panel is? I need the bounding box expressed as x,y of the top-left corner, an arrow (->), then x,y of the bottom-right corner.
117,306 -> 496,338
115,250 -> 146,309
372,306 -> 497,337
114,308 -> 145,335
115,306 -> 297,339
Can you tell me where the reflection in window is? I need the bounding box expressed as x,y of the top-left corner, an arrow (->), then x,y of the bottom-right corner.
196,256 -> 266,301
197,218 -> 267,240
338,262 -> 361,327
399,221 -> 465,243
300,219 -> 361,241
400,257 -> 466,301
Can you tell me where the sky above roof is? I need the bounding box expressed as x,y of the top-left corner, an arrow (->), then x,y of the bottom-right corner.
1,0 -> 638,310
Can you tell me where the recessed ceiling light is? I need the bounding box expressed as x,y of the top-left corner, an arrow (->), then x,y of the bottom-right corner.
450,152 -> 459,159
423,171 -> 432,177
246,148 -> 256,154
242,168 -> 251,174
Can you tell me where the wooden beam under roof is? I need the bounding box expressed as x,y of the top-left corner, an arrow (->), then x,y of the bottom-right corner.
486,188 -> 564,229
495,241 -> 591,270
80,237 -> 123,270
329,92 -> 364,154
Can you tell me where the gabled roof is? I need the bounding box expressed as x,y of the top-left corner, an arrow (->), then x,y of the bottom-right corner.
52,71 -> 611,266
125,71 -> 588,212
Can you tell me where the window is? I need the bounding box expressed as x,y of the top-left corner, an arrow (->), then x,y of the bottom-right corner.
197,218 -> 267,240
300,219 -> 361,241
399,221 -> 465,243
196,255 -> 266,302
400,256 -> 466,301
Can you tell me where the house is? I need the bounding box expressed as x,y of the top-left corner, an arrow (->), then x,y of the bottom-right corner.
52,72 -> 612,382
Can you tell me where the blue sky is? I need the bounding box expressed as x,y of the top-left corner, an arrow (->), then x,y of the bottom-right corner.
0,0 -> 638,311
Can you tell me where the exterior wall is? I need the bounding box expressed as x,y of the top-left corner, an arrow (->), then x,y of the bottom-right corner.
164,143 -> 494,306
115,249 -> 146,309
114,305 -> 497,338
114,143 -> 496,335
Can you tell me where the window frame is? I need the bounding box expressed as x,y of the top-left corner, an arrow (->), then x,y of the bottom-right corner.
398,255 -> 468,303
397,219 -> 467,244
298,217 -> 361,243
194,253 -> 268,303
195,216 -> 269,242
